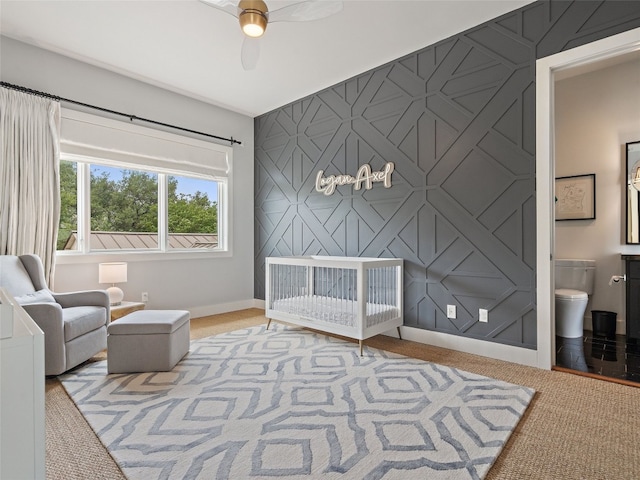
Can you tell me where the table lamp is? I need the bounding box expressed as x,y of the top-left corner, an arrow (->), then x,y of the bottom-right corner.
99,262 -> 127,306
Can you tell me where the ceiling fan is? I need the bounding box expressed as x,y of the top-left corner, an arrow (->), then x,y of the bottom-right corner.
200,0 -> 343,70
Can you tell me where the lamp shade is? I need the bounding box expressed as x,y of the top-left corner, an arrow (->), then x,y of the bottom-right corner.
99,262 -> 128,284
99,262 -> 127,306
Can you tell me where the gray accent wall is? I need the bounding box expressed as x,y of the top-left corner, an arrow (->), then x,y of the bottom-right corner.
254,1 -> 640,350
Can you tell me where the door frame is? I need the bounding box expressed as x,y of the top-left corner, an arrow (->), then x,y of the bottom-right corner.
535,27 -> 640,369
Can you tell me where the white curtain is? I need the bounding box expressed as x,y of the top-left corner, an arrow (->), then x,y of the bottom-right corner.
0,88 -> 61,284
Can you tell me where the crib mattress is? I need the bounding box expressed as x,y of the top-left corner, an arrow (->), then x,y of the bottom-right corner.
271,295 -> 399,328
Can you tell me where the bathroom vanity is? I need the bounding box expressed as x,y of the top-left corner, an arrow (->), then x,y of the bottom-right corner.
623,255 -> 640,342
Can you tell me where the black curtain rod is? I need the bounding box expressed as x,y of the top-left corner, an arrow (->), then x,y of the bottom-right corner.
0,81 -> 242,146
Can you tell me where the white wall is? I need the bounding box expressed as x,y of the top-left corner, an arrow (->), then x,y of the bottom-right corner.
0,36 -> 255,316
555,58 -> 640,333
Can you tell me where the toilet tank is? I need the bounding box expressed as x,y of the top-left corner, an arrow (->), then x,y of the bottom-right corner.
555,259 -> 596,294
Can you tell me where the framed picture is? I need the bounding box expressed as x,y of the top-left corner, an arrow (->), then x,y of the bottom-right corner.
555,174 -> 596,221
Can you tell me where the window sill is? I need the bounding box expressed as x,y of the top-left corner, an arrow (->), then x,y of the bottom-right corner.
55,249 -> 232,265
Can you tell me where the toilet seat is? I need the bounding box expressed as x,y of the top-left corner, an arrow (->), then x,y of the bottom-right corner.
555,288 -> 588,300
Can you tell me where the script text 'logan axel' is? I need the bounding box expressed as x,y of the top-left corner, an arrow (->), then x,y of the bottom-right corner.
315,162 -> 394,196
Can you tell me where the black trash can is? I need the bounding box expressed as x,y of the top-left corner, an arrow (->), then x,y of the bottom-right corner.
591,310 -> 617,338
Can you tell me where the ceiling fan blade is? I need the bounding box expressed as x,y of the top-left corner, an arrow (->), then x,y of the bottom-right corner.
199,0 -> 240,18
241,36 -> 261,70
268,0 -> 343,23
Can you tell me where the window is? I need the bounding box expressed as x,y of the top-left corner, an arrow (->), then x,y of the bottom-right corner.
89,164 -> 159,250
58,161 -> 223,253
168,174 -> 219,249
58,160 -> 78,250
57,109 -> 231,255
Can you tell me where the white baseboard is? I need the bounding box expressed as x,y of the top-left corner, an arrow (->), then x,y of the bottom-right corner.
197,300 -> 540,369
189,299 -> 263,319
391,326 -> 539,368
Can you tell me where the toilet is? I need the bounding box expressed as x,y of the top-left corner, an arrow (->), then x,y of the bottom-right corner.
555,259 -> 596,338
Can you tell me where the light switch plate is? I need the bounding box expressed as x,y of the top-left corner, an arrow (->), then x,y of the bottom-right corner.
479,308 -> 488,323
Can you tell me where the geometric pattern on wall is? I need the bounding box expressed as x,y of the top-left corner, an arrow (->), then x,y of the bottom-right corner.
255,0 -> 640,350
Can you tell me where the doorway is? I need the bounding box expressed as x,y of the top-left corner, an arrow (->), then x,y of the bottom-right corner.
536,27 -> 640,372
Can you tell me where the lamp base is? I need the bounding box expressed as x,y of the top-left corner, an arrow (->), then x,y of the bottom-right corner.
106,286 -> 124,306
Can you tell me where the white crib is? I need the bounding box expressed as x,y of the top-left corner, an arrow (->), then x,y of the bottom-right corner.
265,256 -> 403,354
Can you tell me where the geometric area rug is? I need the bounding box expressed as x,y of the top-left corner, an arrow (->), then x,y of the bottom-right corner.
60,324 -> 534,480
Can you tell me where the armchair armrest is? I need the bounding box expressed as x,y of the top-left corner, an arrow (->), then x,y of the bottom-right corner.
53,290 -> 110,310
22,302 -> 66,376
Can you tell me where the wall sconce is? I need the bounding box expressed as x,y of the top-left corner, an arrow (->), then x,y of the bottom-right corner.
99,262 -> 127,306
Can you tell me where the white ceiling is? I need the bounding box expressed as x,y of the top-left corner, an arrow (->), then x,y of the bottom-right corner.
0,0 -> 532,117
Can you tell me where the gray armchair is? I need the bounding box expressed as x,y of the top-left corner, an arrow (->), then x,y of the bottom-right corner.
0,254 -> 109,375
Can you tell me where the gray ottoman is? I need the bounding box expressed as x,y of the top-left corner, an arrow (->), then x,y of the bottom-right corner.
107,310 -> 190,373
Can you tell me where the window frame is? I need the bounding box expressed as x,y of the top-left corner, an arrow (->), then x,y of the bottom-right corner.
56,154 -> 232,264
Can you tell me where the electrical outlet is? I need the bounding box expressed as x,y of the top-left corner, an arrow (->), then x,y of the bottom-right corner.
141,292 -> 148,302
446,305 -> 456,319
479,308 -> 488,323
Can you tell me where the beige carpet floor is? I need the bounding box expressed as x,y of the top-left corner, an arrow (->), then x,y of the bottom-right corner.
46,308 -> 640,479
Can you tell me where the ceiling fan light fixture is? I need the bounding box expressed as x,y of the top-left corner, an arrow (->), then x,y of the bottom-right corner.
240,9 -> 267,37
201,0 -> 344,70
